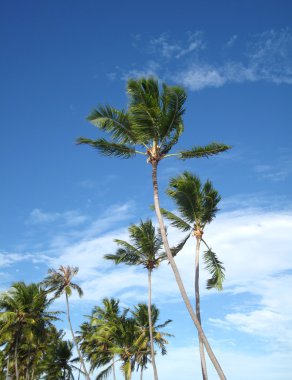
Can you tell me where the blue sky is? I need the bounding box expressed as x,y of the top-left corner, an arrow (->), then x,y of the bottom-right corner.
1,1 -> 292,379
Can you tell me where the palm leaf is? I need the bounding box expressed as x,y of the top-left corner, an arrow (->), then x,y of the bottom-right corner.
160,208 -> 191,232
203,249 -> 225,290
77,138 -> 137,158
170,233 -> 192,257
179,142 -> 231,160
96,362 -> 113,380
87,105 -> 136,143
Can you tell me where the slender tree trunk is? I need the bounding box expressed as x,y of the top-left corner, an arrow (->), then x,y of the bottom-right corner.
151,161 -> 226,380
65,293 -> 91,380
148,269 -> 159,380
140,367 -> 143,380
113,356 -> 116,380
196,237 -> 208,380
6,355 -> 10,380
14,334 -> 19,380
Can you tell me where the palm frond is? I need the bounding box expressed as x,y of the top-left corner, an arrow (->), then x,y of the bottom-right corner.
203,249 -> 225,291
96,363 -> 113,380
77,138 -> 137,158
160,208 -> 191,232
170,233 -> 191,257
160,85 -> 186,146
87,105 -> 136,144
179,142 -> 231,160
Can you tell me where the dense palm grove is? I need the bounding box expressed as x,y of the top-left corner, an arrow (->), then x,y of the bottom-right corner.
1,77 -> 230,379
0,277 -> 171,379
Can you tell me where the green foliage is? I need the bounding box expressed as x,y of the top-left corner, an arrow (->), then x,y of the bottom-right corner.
203,249 -> 225,291
78,77 -> 230,164
167,171 -> 221,228
42,266 -> 83,299
78,298 -> 171,380
0,282 -> 61,379
179,142 -> 231,160
105,219 -> 166,270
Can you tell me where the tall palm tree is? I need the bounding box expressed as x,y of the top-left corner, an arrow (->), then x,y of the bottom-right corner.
161,171 -> 225,380
104,219 -> 166,380
0,282 -> 59,380
42,266 -> 91,380
77,77 -> 230,379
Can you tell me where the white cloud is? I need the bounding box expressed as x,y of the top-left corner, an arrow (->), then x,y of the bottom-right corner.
140,343 -> 292,380
0,251 -> 31,267
120,28 -> 292,90
7,200 -> 292,356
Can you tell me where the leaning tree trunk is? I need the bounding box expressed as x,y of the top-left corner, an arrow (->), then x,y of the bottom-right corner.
65,293 -> 91,380
148,268 -> 159,380
195,236 -> 208,380
151,161 -> 226,380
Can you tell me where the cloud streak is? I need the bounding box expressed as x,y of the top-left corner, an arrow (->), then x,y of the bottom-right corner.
119,28 -> 292,91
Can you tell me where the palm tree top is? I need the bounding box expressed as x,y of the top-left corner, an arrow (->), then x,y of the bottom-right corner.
77,77 -> 230,163
42,265 -> 83,298
105,219 -> 166,270
166,171 -> 221,230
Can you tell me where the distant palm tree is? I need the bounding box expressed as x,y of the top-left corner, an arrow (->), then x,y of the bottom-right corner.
0,282 -> 59,380
104,219 -> 166,380
42,338 -> 80,380
161,171 -> 225,380
43,266 -> 91,380
77,77 -> 229,379
131,303 -> 172,380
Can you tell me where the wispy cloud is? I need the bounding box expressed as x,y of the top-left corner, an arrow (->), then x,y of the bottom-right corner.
149,32 -> 205,60
117,28 -> 292,91
27,208 -> 87,227
254,156 -> 292,182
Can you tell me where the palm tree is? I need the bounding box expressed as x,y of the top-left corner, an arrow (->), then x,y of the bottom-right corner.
42,266 -> 91,380
104,219 -> 166,380
0,282 -> 59,380
161,171 -> 225,380
42,337 -> 81,380
77,77 -> 230,379
83,301 -> 139,380
132,303 -> 172,380
83,298 -> 121,380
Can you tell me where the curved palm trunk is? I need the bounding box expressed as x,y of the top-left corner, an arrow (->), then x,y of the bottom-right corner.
148,269 -> 159,380
196,237 -> 208,380
151,161 -> 226,380
65,293 -> 91,380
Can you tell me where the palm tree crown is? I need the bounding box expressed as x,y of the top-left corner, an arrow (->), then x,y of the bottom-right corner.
77,77 -> 230,163
162,171 -> 225,290
43,265 -> 83,298
105,219 -> 165,270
